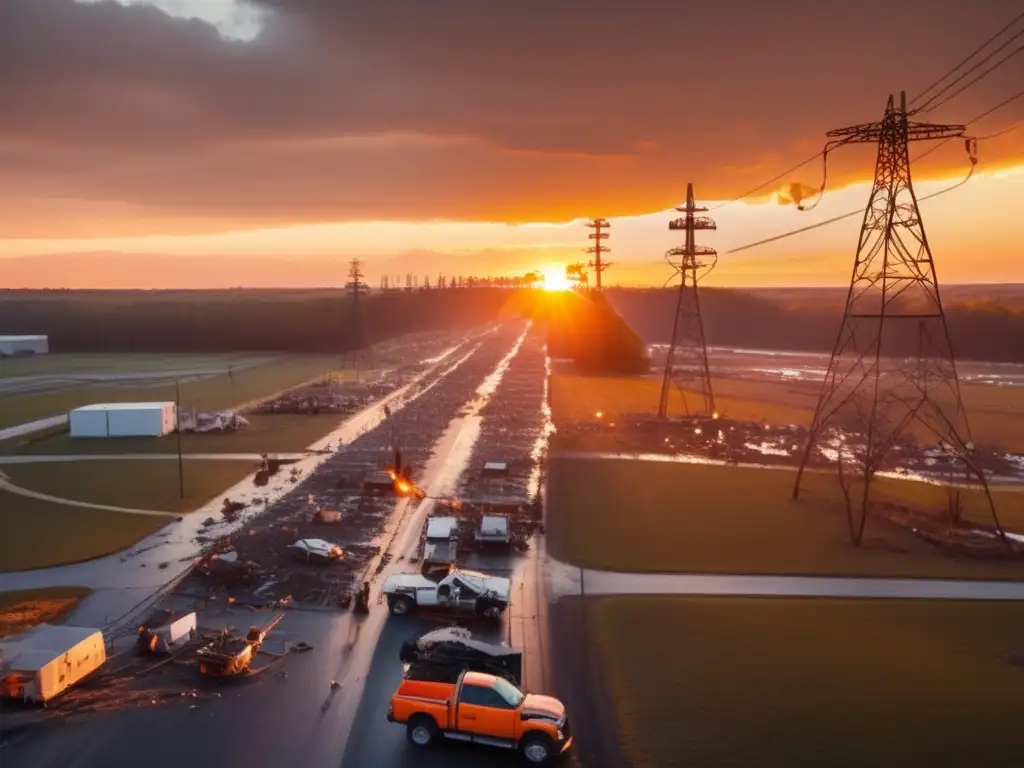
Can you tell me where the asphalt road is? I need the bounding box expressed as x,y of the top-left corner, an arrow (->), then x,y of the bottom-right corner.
1,324 -> 569,767
340,614 -> 530,768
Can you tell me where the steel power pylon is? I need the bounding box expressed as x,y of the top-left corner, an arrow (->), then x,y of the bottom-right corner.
585,218 -> 612,290
344,258 -> 371,369
791,92 -> 1003,538
657,183 -> 717,419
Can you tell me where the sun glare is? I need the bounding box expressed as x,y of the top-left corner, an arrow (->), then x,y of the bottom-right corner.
542,270 -> 573,291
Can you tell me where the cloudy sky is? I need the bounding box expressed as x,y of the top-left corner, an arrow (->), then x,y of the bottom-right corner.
0,0 -> 1021,288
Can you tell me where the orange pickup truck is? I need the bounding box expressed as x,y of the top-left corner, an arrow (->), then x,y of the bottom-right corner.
387,669 -> 572,764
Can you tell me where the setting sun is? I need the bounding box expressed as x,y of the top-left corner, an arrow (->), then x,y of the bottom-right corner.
542,270 -> 574,291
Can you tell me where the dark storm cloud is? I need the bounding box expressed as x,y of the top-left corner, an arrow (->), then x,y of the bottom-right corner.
0,0 -> 1021,235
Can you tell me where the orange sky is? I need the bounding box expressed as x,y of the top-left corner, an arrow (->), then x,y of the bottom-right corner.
1,0 -> 1022,287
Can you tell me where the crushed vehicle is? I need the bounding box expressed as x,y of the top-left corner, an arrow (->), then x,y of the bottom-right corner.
381,566 -> 510,618
399,626 -> 522,686
387,668 -> 572,764
196,615 -> 283,677
137,610 -> 197,655
289,538 -> 344,565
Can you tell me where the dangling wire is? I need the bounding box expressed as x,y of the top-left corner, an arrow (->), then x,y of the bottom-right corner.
928,136 -> 979,197
725,140 -> 979,256
797,138 -> 852,212
796,146 -> 831,212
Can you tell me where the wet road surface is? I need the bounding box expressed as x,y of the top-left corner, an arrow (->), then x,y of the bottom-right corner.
0,323 -> 566,768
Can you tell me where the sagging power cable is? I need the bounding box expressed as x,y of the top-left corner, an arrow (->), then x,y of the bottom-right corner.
710,151 -> 824,211
725,139 -> 979,256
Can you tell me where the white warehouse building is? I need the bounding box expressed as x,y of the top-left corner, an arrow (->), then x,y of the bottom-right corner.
0,335 -> 49,356
69,402 -> 177,438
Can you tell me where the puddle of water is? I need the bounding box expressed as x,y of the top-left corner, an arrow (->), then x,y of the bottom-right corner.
743,441 -> 791,457
429,324 -> 530,500
527,352 -> 556,501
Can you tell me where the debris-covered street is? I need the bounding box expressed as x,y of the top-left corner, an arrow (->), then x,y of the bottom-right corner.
0,319 -> 561,768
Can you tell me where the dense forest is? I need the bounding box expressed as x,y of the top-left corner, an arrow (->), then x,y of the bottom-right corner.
0,288 -> 511,353
608,288 -> 1024,364
3,286 -> 1020,365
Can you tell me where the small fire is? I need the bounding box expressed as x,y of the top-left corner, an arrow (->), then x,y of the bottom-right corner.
712,412 -> 719,420
595,411 -> 604,419
776,181 -> 817,207
694,427 -> 703,435
386,468 -> 398,481
396,480 -> 411,494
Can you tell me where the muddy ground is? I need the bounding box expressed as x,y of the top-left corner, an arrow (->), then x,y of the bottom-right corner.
554,414 -> 1024,482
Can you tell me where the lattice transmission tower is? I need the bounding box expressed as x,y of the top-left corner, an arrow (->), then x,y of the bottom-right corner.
657,183 -> 717,419
791,92 -> 1004,539
585,218 -> 612,289
344,258 -> 372,370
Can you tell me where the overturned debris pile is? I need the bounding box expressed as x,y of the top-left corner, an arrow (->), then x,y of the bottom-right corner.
554,413 -> 1024,484
176,322 -> 532,610
251,376 -> 396,415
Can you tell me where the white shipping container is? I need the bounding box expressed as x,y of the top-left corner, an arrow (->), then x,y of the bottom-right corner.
0,624 -> 106,704
69,402 -> 177,438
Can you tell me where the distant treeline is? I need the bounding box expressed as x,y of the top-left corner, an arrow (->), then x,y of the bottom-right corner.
0,289 -> 515,353
607,288 -> 1024,364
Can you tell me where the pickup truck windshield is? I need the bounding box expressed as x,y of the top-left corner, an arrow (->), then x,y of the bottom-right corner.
491,677 -> 525,707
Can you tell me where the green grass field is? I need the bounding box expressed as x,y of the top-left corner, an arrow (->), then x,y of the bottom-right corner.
4,459 -> 259,513
547,457 -> 1024,579
0,493 -> 171,572
0,354 -> 346,429
550,372 -> 1024,451
593,596 -> 1024,768
0,353 -> 277,379
8,413 -> 348,456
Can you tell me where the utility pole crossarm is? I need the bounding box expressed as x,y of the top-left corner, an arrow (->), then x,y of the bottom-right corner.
905,122 -> 967,141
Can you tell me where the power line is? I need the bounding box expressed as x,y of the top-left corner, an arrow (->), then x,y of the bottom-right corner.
916,40 -> 1024,115
910,10 -> 1024,108
726,148 -> 979,256
917,85 -> 1024,162
978,117 -> 1024,140
710,151 -> 823,211
700,12 -> 1022,214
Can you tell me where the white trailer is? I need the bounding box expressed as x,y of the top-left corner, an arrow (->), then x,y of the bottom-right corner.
69,402 -> 177,438
0,624 -> 106,704
0,335 -> 49,356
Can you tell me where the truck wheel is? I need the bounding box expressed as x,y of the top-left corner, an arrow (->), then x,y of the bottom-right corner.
406,714 -> 437,747
520,732 -> 556,764
388,594 -> 414,615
